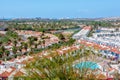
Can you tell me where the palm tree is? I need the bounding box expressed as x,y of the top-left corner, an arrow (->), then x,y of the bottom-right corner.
0,41 -> 3,46
0,46 -> 5,58
0,51 -> 3,58
18,45 -> 23,54
24,43 -> 28,52
58,33 -> 65,41
38,40 -> 42,48
12,46 -> 17,54
0,46 -> 5,56
13,40 -> 17,47
27,36 -> 37,49
5,50 -> 10,57
28,37 -> 33,47
15,47 -> 99,80
113,71 -> 120,79
0,46 -> 8,61
42,39 -> 45,48
34,43 -> 38,48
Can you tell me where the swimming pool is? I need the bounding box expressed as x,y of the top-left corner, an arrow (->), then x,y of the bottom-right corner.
74,61 -> 100,70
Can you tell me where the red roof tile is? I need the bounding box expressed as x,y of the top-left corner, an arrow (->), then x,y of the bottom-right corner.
0,71 -> 11,77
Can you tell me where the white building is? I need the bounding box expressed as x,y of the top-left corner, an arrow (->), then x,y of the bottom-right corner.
72,26 -> 92,39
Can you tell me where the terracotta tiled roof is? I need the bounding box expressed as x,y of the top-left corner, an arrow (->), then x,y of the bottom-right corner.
0,60 -> 2,64
83,26 -> 92,30
21,60 -> 27,64
14,71 -> 24,77
96,73 -> 107,79
0,71 -> 11,77
80,40 -> 120,54
10,67 -> 16,71
9,58 -> 16,62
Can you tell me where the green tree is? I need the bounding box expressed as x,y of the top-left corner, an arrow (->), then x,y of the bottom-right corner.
58,33 -> 65,41
12,46 -> 17,54
0,51 -> 3,58
6,31 -> 18,39
5,50 -> 10,56
15,47 -> 99,80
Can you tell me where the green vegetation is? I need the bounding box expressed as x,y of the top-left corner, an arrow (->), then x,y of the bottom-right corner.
1,19 -> 119,79
88,21 -> 112,27
0,29 -> 75,61
0,30 -> 19,43
55,33 -> 65,41
14,46 -> 99,80
7,20 -> 78,32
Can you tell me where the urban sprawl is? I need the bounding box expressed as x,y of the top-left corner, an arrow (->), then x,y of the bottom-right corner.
0,18 -> 120,79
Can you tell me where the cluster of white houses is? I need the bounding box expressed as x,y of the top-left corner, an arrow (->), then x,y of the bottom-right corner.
80,37 -> 120,60
92,28 -> 120,60
96,27 -> 120,32
72,26 -> 120,78
0,55 -> 33,80
0,30 -> 59,79
73,26 -> 120,60
93,32 -> 120,38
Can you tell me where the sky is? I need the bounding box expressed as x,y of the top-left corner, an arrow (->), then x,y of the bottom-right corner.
0,0 -> 120,18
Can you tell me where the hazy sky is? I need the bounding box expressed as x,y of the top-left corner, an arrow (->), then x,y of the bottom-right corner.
0,0 -> 120,18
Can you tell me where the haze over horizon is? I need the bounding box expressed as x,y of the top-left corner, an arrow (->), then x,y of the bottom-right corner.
0,0 -> 120,18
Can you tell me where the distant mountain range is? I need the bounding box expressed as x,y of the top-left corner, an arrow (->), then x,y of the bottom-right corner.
0,17 -> 120,21
94,17 -> 120,21
72,17 -> 120,21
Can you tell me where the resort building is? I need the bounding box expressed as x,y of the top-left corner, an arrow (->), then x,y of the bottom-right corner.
80,37 -> 120,59
72,26 -> 92,39
93,32 -> 120,38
